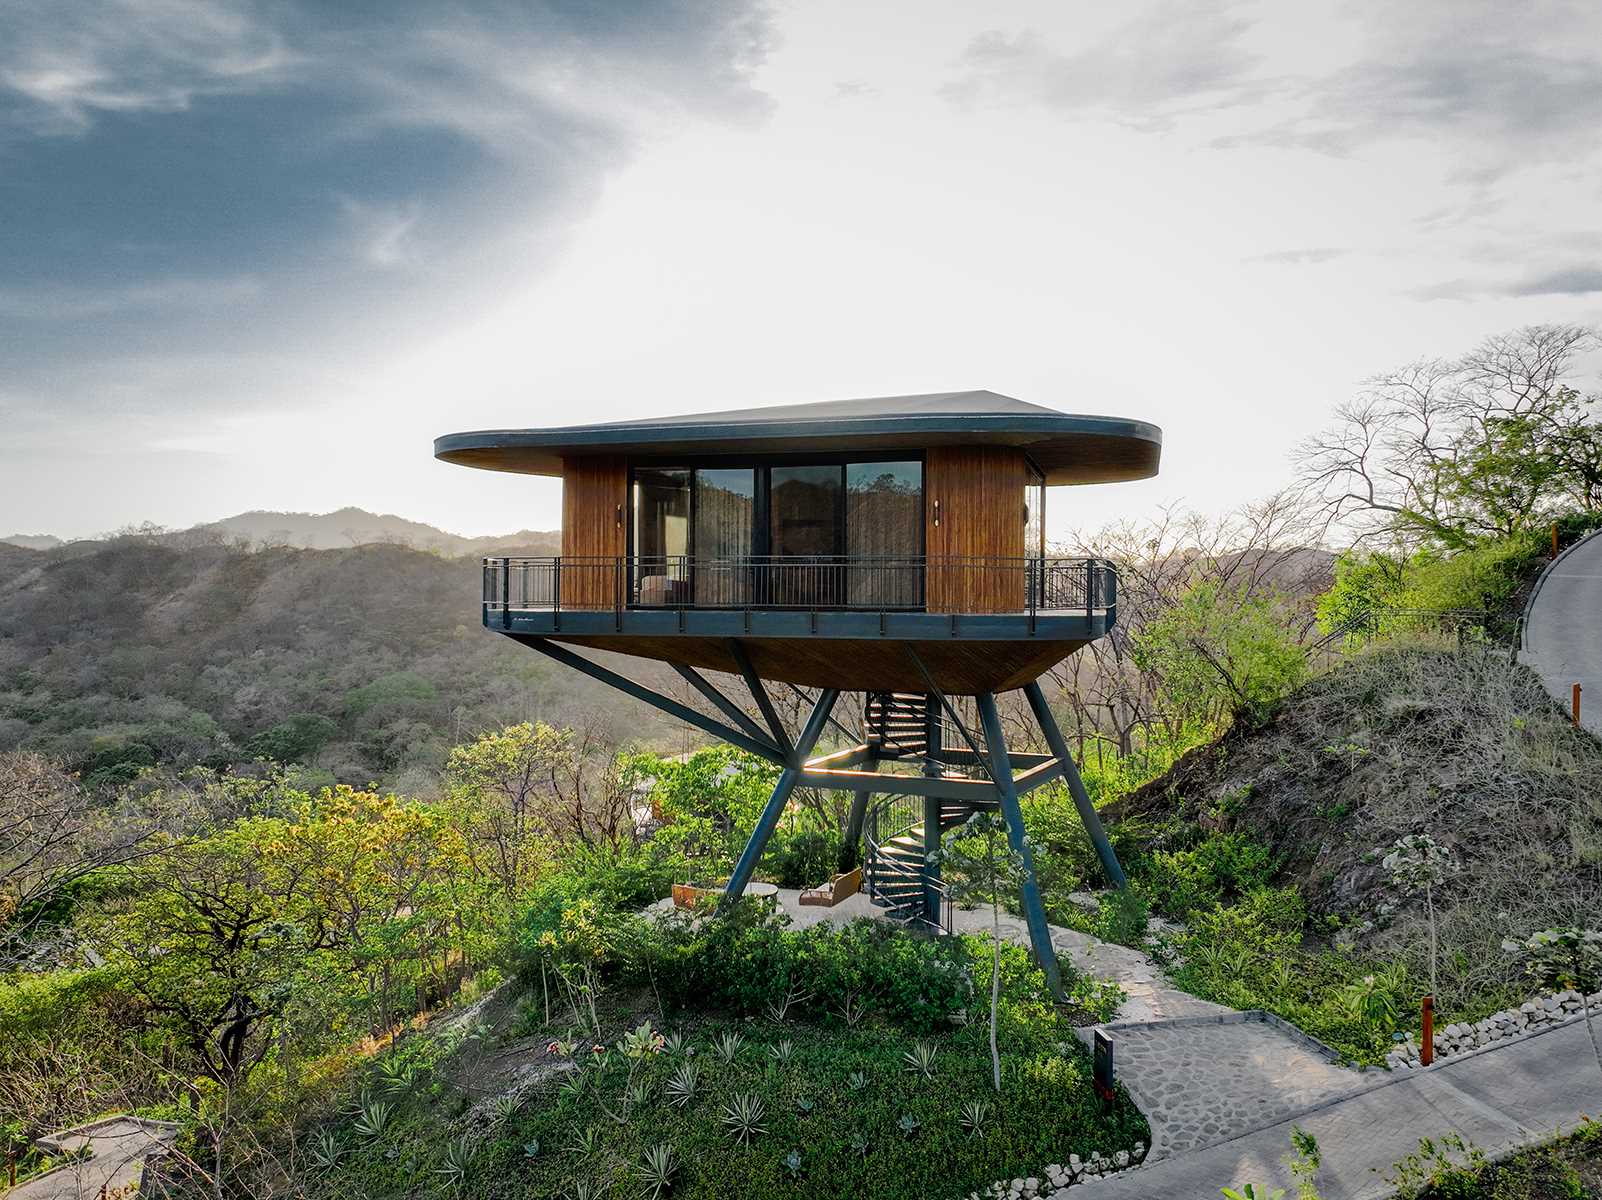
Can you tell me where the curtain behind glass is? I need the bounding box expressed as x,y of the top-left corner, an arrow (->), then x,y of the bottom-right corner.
847,461 -> 922,607
632,468 -> 689,605
693,468 -> 753,604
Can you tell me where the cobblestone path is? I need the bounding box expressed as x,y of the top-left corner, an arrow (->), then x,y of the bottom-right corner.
1105,1017 -> 1365,1158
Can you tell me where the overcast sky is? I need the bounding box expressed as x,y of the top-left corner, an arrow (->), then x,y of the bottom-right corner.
3,0 -> 1601,541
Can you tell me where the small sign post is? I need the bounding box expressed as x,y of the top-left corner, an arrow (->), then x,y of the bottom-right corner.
1093,1030 -> 1115,1102
1421,994 -> 1435,1066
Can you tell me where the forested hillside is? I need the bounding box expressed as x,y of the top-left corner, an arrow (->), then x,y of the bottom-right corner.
0,537 -> 676,789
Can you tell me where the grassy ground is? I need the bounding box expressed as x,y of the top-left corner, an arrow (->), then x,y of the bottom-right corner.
308,986 -> 1148,1200
1385,1119 -> 1602,1199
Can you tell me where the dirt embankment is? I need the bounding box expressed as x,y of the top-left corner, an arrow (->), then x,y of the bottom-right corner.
1122,644 -> 1602,1004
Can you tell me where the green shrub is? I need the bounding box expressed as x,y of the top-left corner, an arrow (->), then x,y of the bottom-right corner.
768,828 -> 842,888
640,904 -> 977,1031
1092,888 -> 1149,947
1141,833 -> 1274,920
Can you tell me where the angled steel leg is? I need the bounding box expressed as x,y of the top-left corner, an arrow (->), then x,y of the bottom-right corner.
722,688 -> 839,905
1023,680 -> 1127,888
842,745 -> 877,871
976,692 -> 1066,1001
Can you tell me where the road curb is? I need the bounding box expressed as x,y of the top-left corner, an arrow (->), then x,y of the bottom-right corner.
1519,526 -> 1602,652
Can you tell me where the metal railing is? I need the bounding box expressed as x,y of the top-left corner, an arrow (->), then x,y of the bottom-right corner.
483,555 -> 1116,620
863,793 -> 952,933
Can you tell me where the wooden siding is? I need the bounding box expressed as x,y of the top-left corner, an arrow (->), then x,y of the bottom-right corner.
925,446 -> 1028,613
560,456 -> 626,607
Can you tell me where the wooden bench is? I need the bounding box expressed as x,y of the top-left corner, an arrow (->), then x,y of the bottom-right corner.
799,867 -> 861,907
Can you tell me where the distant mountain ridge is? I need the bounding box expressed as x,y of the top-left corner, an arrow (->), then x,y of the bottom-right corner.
2,508 -> 559,558
0,534 -> 63,551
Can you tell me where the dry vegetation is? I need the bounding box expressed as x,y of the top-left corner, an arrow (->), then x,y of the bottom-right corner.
1127,640 -> 1602,1011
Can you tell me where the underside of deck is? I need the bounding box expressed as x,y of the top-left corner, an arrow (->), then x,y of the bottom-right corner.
508,629 -> 1086,693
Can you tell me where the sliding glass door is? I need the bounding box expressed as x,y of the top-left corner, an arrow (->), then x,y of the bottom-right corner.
630,457 -> 924,608
693,468 -> 754,605
769,465 -> 844,606
847,460 -> 922,607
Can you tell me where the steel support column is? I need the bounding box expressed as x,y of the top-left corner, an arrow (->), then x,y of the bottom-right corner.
922,694 -> 943,925
842,748 -> 877,872
1023,680 -> 1127,888
975,692 -> 1065,1001
722,688 -> 840,905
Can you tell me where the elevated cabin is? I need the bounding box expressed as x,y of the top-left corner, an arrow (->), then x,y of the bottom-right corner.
435,391 -> 1160,695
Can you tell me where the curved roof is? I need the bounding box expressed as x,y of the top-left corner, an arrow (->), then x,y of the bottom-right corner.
434,389 -> 1161,485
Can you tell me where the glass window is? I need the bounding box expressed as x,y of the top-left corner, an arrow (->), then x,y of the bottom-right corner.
632,467 -> 689,605
1025,464 -> 1044,559
770,465 -> 843,606
847,461 -> 922,606
693,468 -> 754,605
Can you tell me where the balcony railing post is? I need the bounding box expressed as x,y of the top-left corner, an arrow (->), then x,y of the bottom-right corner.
553,559 -> 561,631
615,556 -> 623,632
500,557 -> 510,629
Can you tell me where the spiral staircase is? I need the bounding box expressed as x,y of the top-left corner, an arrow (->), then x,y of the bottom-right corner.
859,692 -> 999,929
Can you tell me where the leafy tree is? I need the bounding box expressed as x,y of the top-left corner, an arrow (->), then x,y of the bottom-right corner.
1298,324 -> 1602,548
929,812 -> 1029,1093
289,787 -> 501,1033
1383,834 -> 1457,998
92,820 -> 334,1093
1134,581 -> 1308,726
0,752 -> 149,948
446,721 -> 640,895
244,713 -> 337,764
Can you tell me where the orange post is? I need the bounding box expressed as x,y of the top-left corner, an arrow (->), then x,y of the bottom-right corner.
1421,994 -> 1435,1066
1575,683 -> 1584,728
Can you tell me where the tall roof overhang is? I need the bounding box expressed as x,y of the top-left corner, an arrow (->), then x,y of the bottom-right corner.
434,389 -> 1161,485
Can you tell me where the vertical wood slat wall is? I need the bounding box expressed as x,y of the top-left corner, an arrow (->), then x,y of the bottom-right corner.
560,456 -> 627,608
925,446 -> 1027,613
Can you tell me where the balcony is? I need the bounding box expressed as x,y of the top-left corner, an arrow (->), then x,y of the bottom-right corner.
481,555 -> 1116,644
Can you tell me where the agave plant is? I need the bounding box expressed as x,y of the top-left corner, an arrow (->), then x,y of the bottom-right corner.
434,1137 -> 474,1193
352,1097 -> 394,1141
720,1092 -> 767,1145
897,1113 -> 920,1138
306,1129 -> 342,1171
663,1031 -> 690,1056
522,1140 -> 541,1160
376,1058 -> 419,1095
625,1080 -> 652,1109
902,1041 -> 938,1079
783,1149 -> 804,1179
665,1062 -> 700,1109
960,1099 -> 992,1136
712,1031 -> 745,1063
566,1126 -> 603,1157
491,1094 -> 520,1124
794,1096 -> 814,1117
559,1070 -> 588,1101
846,1070 -> 867,1092
564,1182 -> 608,1200
766,1039 -> 795,1066
639,1144 -> 677,1200
848,1131 -> 870,1158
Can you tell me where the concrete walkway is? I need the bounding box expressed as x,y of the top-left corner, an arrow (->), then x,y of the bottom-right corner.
1085,1016 -> 1602,1199
4,1117 -> 177,1200
1522,529 -> 1602,736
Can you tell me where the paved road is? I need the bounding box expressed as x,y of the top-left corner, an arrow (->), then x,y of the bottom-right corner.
1085,1017 -> 1602,1200
1523,531 -> 1602,736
